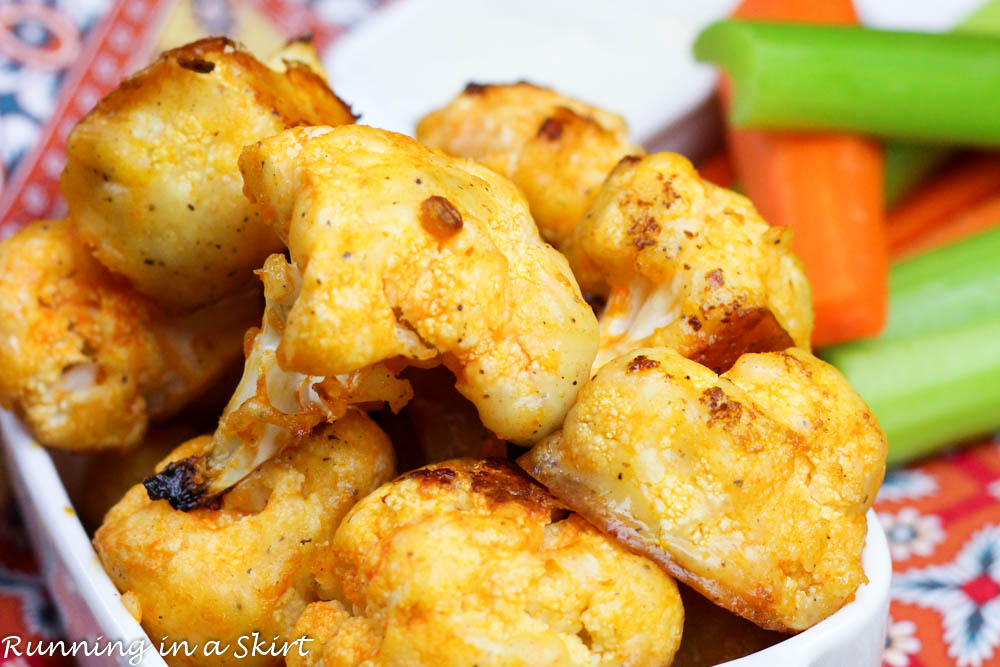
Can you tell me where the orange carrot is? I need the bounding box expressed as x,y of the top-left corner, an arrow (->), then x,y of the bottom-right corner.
887,154 -> 1000,254
733,0 -> 861,22
697,151 -> 736,188
893,192 -> 1000,259
724,0 -> 888,347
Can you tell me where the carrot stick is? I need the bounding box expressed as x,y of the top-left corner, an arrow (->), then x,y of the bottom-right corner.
887,154 -> 1000,255
732,0 -> 857,22
697,151 -> 735,188
724,0 -> 887,346
893,193 -> 1000,259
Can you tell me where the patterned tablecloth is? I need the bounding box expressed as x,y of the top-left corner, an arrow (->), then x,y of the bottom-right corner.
0,2 -> 998,666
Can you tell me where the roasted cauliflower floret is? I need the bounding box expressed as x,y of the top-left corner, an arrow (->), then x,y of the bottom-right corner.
143,254 -> 412,509
568,153 -> 813,374
94,411 -> 394,667
238,124 -> 598,445
289,458 -> 683,667
521,347 -> 887,632
0,219 -> 258,451
417,82 -> 640,248
61,37 -> 355,309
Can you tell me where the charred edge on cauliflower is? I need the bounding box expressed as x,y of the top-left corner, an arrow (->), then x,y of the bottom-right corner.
405,458 -> 566,518
143,457 -> 219,511
176,57 -> 215,73
419,196 -> 464,239
688,307 -> 794,375
536,117 -> 563,141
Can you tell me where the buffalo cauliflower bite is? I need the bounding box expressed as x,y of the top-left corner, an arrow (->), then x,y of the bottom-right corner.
521,347 -> 887,632
0,219 -> 259,451
60,37 -> 355,309
570,153 -> 813,374
94,411 -> 394,667
238,124 -> 598,445
417,82 -> 641,248
289,458 -> 683,667
143,254 -> 412,509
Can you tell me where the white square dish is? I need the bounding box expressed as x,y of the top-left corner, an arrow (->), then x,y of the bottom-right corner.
16,0 -> 977,660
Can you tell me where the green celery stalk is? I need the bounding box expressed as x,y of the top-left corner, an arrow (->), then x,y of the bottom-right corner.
824,316 -> 1000,466
884,0 -> 1000,206
959,0 -> 1000,34
694,21 -> 1000,146
881,226 -> 1000,339
822,227 -> 1000,466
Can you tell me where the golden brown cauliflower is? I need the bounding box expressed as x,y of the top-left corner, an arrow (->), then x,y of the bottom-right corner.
289,458 -> 683,667
417,82 -> 640,248
61,37 -> 355,309
568,153 -> 813,374
238,125 -> 598,445
521,347 -> 887,632
0,219 -> 258,451
94,411 -> 394,667
143,254 -> 412,509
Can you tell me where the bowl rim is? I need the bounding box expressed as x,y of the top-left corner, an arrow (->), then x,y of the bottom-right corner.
0,409 -> 890,666
721,500 -> 891,665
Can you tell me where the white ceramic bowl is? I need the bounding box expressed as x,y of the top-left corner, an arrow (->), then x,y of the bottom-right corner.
1,409 -> 889,666
13,1 -> 957,657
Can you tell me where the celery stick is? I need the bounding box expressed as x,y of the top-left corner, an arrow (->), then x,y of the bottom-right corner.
882,226 -> 1000,339
884,0 -> 1000,205
822,227 -> 1000,465
694,21 -> 1000,145
824,316 -> 1000,466
959,0 -> 1000,35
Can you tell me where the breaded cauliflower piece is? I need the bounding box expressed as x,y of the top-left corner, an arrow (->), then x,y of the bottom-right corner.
521,347 -> 887,632
238,125 -> 598,445
417,82 -> 641,248
0,220 -> 258,451
94,411 -> 394,667
570,154 -> 813,374
61,37 -> 355,309
143,254 -> 412,509
289,458 -> 683,667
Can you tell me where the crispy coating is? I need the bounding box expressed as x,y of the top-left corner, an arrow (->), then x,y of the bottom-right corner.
289,458 -> 683,667
569,153 -> 813,374
238,125 -> 598,445
94,411 -> 395,667
417,82 -> 640,248
61,37 -> 355,309
0,220 -> 259,451
521,347 -> 887,632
